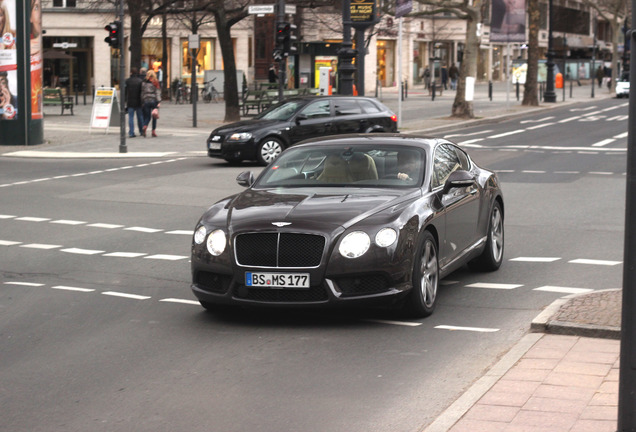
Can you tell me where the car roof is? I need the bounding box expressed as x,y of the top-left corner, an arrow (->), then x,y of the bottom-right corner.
282,95 -> 388,103
293,133 -> 441,149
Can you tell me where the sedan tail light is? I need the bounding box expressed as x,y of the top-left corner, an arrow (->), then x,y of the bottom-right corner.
391,115 -> 398,123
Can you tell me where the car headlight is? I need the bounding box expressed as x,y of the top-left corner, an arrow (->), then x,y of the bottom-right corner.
375,227 -> 397,248
206,229 -> 227,256
228,132 -> 252,141
194,226 -> 207,244
339,231 -> 371,259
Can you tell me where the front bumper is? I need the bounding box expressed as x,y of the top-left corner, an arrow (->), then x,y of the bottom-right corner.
207,138 -> 257,161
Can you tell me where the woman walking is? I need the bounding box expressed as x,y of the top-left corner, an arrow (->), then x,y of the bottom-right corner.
141,69 -> 161,137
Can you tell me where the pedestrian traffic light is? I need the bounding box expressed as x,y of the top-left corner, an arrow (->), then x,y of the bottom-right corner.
273,49 -> 283,63
104,21 -> 121,48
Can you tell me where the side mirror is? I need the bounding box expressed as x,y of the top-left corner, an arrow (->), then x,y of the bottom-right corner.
295,113 -> 308,124
236,171 -> 255,188
442,170 -> 474,194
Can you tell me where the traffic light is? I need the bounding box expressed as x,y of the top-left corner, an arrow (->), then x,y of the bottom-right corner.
104,21 -> 121,48
284,23 -> 297,56
275,22 -> 289,51
273,49 -> 283,63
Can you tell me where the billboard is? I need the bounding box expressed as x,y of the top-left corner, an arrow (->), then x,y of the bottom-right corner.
31,0 -> 43,120
490,0 -> 527,43
0,0 -> 18,120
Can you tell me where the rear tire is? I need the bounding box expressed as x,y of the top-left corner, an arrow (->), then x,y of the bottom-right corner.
405,231 -> 439,318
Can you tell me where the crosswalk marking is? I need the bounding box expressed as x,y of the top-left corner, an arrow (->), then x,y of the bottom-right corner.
435,325 -> 500,333
533,286 -> 593,294
510,257 -> 560,262
569,258 -> 622,266
465,283 -> 522,290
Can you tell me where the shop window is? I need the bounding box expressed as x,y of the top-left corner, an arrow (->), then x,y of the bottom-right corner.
181,38 -> 215,85
141,38 -> 169,83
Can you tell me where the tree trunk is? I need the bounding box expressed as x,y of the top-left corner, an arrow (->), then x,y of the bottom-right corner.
213,11 -> 241,122
452,8 -> 480,118
522,0 -> 539,106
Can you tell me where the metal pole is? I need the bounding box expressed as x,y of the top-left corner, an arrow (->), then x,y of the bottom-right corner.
277,0 -> 285,102
397,17 -> 402,129
191,48 -> 197,128
338,0 -> 356,96
544,0 -> 557,102
618,3 -> 636,429
592,15 -> 596,98
355,29 -> 365,96
563,34 -> 567,101
118,0 -> 126,153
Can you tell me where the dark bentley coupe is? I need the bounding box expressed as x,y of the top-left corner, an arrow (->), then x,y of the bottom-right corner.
191,134 -> 504,318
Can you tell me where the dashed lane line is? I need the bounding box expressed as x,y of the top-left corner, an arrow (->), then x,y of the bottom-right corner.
533,286 -> 594,294
510,257 -> 560,262
435,325 -> 500,333
102,291 -> 152,300
465,283 -> 523,290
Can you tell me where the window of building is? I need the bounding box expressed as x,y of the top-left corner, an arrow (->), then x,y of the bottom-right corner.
181,38 -> 215,84
53,0 -> 77,7
141,38 -> 170,85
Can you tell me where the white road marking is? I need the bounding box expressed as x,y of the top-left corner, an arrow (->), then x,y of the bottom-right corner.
522,170 -> 546,174
488,129 -> 525,139
87,223 -> 125,229
21,243 -> 61,249
160,298 -> 200,305
365,319 -> 423,327
533,286 -> 594,294
465,282 -> 523,290
614,132 -> 629,139
570,106 -> 597,112
102,291 -> 151,300
569,258 -> 622,266
0,240 -> 21,246
520,116 -> 555,124
50,219 -> 87,225
526,122 -> 556,130
589,171 -> 613,175
61,248 -> 105,255
16,217 -> 50,222
558,115 -> 582,123
5,281 -> 44,286
554,171 -> 580,174
144,254 -> 189,261
52,285 -> 95,292
510,257 -> 560,262
0,214 -> 16,219
435,325 -> 500,333
458,138 -> 484,146
166,230 -> 194,235
592,139 -> 615,147
444,130 -> 493,138
124,227 -> 164,233
102,252 -> 148,258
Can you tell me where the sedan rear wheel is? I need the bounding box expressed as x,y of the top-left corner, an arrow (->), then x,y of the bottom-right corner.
405,231 -> 439,318
257,137 -> 284,165
469,200 -> 504,271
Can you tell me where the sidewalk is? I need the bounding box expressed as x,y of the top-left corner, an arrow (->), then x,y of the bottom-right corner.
0,80 -> 614,158
1,80 -> 624,431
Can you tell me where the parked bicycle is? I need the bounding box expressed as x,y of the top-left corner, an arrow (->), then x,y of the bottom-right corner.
174,80 -> 190,104
201,78 -> 220,103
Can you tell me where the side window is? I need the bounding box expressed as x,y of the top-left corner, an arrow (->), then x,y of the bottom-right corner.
432,144 -> 461,189
299,100 -> 331,119
358,99 -> 381,114
454,146 -> 471,170
334,99 -> 362,116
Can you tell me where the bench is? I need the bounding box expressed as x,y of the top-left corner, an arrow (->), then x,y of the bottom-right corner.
239,90 -> 273,116
42,88 -> 74,115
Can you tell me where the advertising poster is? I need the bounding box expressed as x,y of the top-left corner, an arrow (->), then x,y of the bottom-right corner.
490,0 -> 527,43
0,0 -> 18,120
31,0 -> 43,119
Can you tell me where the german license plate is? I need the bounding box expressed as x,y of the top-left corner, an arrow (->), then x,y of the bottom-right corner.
209,142 -> 221,150
245,272 -> 310,288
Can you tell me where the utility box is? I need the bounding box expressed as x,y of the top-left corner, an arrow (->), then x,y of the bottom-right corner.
318,67 -> 332,95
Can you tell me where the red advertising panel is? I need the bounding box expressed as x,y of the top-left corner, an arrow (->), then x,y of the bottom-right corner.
31,0 -> 43,119
0,0 -> 18,120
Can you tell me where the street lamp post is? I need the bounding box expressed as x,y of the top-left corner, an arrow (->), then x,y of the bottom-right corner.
544,0 -> 557,102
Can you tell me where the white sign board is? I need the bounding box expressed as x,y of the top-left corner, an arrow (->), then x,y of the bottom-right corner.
249,5 -> 274,14
90,87 -> 119,133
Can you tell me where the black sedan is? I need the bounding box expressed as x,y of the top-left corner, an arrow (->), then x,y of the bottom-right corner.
206,96 -> 397,165
191,134 -> 504,318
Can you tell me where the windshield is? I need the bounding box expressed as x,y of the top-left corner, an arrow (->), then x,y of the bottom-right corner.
256,144 -> 426,188
256,100 -> 305,121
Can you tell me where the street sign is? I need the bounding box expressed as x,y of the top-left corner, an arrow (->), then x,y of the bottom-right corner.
248,5 -> 275,14
52,42 -> 78,49
89,87 -> 120,134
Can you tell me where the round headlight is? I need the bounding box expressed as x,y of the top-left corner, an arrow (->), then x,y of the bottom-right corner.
194,226 -> 207,245
206,229 -> 227,256
375,228 -> 397,248
339,231 -> 371,259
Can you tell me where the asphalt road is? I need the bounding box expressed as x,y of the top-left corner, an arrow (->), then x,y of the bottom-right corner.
0,97 -> 627,432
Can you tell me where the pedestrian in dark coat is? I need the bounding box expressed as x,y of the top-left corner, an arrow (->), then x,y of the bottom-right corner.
125,67 -> 143,137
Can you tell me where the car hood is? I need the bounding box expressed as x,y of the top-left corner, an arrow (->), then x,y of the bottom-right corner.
223,188 -> 417,233
212,119 -> 286,134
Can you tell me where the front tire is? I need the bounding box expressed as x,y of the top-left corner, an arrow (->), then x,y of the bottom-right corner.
469,200 -> 504,271
405,231 -> 439,318
256,137 -> 284,165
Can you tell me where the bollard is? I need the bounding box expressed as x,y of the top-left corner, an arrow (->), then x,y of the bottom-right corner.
432,82 -> 436,101
75,85 -> 79,105
489,81 -> 493,101
516,81 -> 520,101
83,84 -> 87,105
570,80 -> 573,98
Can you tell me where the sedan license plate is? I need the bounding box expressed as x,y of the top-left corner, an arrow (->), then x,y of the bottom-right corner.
245,272 -> 310,288
209,142 -> 221,150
